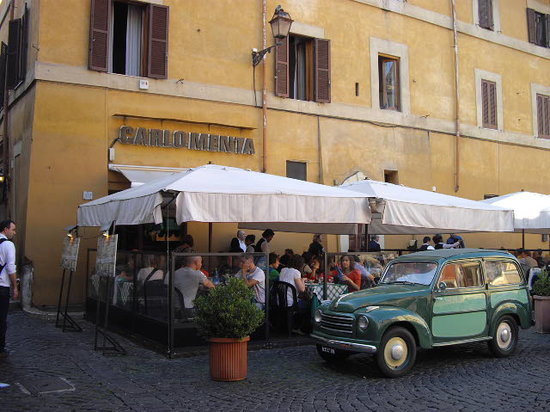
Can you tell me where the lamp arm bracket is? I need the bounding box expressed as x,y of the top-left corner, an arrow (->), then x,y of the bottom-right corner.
252,43 -> 280,66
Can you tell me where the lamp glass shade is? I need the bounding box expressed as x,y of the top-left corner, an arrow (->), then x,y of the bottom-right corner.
269,14 -> 293,39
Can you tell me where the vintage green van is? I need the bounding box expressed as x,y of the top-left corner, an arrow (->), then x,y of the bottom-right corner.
311,249 -> 533,377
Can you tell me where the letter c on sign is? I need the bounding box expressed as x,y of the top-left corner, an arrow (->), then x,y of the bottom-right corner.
119,126 -> 134,144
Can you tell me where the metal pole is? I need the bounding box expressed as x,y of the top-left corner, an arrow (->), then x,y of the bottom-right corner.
323,253 -> 328,300
264,251 -> 269,342
55,269 -> 66,327
169,249 -> 175,358
62,270 -> 74,331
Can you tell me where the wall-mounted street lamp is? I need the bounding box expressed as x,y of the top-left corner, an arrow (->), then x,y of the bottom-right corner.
252,5 -> 293,66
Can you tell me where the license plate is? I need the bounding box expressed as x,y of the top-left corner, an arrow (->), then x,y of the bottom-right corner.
321,346 -> 335,355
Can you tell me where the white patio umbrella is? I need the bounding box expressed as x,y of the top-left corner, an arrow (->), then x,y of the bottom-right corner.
341,179 -> 515,235
77,164 -> 371,234
481,192 -> 550,234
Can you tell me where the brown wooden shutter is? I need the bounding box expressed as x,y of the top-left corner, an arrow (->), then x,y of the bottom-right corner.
546,14 -> 550,48
478,0 -> 493,30
0,43 -> 7,106
481,80 -> 497,129
7,18 -> 21,89
314,38 -> 331,103
526,9 -> 536,44
537,94 -> 550,138
89,0 -> 110,72
147,4 -> 169,79
18,5 -> 29,84
274,36 -> 289,97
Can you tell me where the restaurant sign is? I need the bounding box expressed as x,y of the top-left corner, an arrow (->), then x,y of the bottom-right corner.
118,126 -> 255,155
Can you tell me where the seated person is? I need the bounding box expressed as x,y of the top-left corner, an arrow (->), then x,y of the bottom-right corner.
333,255 -> 362,292
236,254 -> 266,309
268,252 -> 280,282
173,255 -> 215,310
137,254 -> 164,284
353,255 -> 375,288
278,254 -> 306,307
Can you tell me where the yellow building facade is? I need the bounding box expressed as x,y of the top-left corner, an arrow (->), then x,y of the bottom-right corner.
0,0 -> 548,306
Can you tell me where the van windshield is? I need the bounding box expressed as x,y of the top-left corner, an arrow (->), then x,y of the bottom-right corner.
380,262 -> 438,286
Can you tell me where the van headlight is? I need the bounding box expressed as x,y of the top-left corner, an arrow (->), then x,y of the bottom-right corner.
314,309 -> 323,323
357,315 -> 369,330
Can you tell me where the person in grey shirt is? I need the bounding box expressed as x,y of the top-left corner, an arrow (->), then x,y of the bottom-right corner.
173,256 -> 214,309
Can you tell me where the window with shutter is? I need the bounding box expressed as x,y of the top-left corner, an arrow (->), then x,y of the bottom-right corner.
537,94 -> 550,138
18,6 -> 29,85
478,0 -> 494,30
0,43 -> 7,107
481,79 -> 497,129
274,36 -> 289,98
89,0 -> 110,72
378,55 -> 401,111
7,18 -> 21,89
89,0 -> 169,79
527,8 -> 549,47
147,4 -> 169,79
314,39 -> 330,103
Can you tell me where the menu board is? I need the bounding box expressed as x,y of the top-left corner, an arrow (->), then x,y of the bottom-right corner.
95,235 -> 118,277
60,236 -> 81,272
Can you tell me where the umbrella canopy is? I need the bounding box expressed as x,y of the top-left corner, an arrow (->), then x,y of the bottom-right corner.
481,192 -> 550,234
78,164 -> 371,234
341,180 -> 515,234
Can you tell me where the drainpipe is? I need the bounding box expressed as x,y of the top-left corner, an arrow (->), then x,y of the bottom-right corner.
261,0 -> 268,173
451,0 -> 460,192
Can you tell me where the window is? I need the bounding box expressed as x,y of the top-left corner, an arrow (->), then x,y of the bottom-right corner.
89,0 -> 169,79
275,35 -> 331,102
379,56 -> 400,111
484,261 -> 522,286
439,262 -> 483,288
481,79 -> 497,129
536,94 -> 550,138
478,0 -> 494,30
286,161 -> 307,181
384,170 -> 399,184
6,4 -> 29,90
527,8 -> 549,48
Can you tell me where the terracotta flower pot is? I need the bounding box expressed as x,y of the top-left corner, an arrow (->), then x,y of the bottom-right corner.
209,337 -> 250,381
534,295 -> 550,334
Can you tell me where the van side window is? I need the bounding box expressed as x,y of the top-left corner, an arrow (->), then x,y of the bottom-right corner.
485,261 -> 522,285
439,261 -> 483,288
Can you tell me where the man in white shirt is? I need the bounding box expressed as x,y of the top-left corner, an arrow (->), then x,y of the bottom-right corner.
0,220 -> 17,357
229,230 -> 247,253
173,256 -> 214,309
238,254 -> 266,309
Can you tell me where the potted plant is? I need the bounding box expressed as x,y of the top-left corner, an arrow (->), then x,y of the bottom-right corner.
533,270 -> 550,334
194,277 -> 264,381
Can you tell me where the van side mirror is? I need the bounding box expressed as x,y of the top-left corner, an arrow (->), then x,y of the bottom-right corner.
438,281 -> 447,291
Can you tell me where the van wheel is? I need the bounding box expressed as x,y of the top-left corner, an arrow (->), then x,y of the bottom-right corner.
316,345 -> 350,363
488,315 -> 518,357
376,327 -> 417,378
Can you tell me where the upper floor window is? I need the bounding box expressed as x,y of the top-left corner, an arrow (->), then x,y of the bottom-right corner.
89,0 -> 169,79
378,55 -> 400,111
527,8 -> 549,48
274,35 -> 331,102
478,0 -> 494,30
481,79 -> 498,129
537,94 -> 550,138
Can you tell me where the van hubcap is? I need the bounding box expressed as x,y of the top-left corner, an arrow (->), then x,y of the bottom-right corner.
496,322 -> 512,350
384,337 -> 408,368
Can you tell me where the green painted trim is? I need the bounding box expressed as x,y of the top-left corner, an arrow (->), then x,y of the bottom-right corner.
490,290 -> 529,307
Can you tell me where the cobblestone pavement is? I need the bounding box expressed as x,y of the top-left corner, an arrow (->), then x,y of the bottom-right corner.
0,310 -> 549,411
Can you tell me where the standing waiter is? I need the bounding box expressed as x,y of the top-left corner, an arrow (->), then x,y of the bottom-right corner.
0,220 -> 18,358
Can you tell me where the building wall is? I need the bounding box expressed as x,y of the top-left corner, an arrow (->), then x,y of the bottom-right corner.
0,0 -> 547,305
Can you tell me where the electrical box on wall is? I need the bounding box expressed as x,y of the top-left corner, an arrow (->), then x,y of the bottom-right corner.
139,79 -> 149,90
83,191 -> 93,200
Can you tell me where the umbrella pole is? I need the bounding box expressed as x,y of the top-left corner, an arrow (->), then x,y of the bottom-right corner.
522,229 -> 525,249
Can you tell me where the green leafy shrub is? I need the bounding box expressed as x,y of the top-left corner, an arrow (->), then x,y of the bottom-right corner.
533,270 -> 550,296
194,277 -> 264,339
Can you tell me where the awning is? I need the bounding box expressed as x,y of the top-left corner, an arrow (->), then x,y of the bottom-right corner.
109,164 -> 185,187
